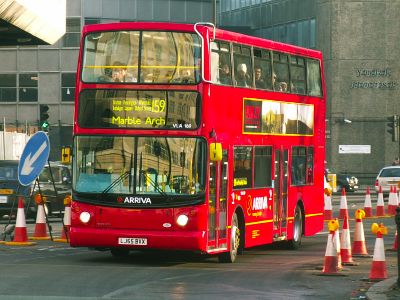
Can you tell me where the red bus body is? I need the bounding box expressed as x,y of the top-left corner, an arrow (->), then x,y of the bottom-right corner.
70,22 -> 326,262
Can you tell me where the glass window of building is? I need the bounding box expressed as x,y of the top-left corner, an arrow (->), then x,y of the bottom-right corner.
19,73 -> 38,102
0,74 -> 17,102
63,17 -> 81,47
61,73 -> 76,102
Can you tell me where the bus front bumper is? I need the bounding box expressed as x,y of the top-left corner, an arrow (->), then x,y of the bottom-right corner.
69,227 -> 206,252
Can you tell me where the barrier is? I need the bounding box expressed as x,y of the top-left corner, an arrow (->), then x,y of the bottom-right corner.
352,209 -> 369,257
369,223 -> 388,281
30,194 -> 50,240
339,188 -> 348,219
363,187 -> 373,217
54,195 -> 71,243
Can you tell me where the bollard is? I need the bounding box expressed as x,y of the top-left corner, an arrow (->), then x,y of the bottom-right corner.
396,207 -> 400,287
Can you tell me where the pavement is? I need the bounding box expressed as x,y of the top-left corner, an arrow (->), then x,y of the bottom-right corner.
366,277 -> 400,300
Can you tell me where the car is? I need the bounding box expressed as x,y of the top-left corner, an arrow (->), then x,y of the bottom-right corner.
0,160 -> 37,219
34,163 -> 72,216
336,174 -> 359,192
375,166 -> 400,195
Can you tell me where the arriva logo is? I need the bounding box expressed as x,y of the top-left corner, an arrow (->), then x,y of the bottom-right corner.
124,197 -> 152,204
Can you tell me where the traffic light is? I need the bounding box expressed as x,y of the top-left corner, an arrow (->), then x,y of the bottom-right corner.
39,104 -> 50,131
387,115 -> 399,142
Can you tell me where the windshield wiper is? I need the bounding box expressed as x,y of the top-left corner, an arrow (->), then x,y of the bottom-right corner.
139,170 -> 175,202
100,171 -> 130,195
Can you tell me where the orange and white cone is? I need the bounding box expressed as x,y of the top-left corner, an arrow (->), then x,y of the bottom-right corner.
340,214 -> 358,265
352,209 -> 369,257
363,187 -> 373,217
334,221 -> 342,270
54,195 -> 71,243
321,219 -> 341,275
339,188 -> 348,219
30,194 -> 50,240
376,186 -> 385,217
5,197 -> 36,246
387,186 -> 398,215
369,223 -> 388,281
324,194 -> 333,220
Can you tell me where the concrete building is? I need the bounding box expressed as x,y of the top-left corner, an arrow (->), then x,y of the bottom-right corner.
219,0 -> 400,184
0,0 -> 213,161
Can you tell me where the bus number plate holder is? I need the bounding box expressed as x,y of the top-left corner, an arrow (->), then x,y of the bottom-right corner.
118,237 -> 147,245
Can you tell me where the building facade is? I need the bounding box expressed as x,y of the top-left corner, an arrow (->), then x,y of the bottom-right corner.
1,0 -> 399,184
0,0 -> 213,161
219,0 -> 400,184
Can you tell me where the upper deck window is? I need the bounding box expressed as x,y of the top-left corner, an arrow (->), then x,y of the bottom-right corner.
82,31 -> 201,85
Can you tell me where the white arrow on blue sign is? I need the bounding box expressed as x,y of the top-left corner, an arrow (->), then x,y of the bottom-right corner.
18,131 -> 50,186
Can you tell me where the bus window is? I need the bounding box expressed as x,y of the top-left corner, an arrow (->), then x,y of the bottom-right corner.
306,147 -> 314,184
233,44 -> 252,88
253,49 -> 272,90
272,52 -> 290,92
82,31 -> 140,83
211,41 -> 232,85
233,146 -> 253,189
291,146 -> 307,186
254,146 -> 273,187
307,59 -> 322,97
290,56 -> 306,94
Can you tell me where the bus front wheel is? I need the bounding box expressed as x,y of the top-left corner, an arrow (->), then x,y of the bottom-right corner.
218,212 -> 241,263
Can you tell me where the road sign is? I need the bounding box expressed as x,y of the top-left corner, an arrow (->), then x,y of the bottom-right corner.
18,131 -> 50,186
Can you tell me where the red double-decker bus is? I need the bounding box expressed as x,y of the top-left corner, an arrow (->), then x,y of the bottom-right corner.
70,22 -> 326,262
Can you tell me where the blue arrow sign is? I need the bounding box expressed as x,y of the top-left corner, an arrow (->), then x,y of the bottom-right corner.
18,131 -> 50,186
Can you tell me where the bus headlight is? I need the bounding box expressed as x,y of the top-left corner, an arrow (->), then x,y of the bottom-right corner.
176,214 -> 189,227
79,211 -> 91,224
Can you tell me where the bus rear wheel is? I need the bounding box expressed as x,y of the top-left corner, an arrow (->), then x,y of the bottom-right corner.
218,212 -> 240,263
287,205 -> 303,249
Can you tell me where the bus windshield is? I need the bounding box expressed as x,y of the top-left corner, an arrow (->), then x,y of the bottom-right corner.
81,30 -> 201,84
73,136 -> 206,197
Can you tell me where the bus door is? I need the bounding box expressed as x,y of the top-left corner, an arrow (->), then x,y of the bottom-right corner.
273,148 -> 289,240
208,149 -> 228,250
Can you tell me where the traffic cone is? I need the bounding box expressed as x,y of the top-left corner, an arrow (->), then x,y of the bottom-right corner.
340,214 -> 358,265
334,220 -> 342,270
352,209 -> 369,257
324,194 -> 333,220
376,186 -> 385,217
339,188 -> 348,219
54,195 -> 71,243
321,219 -> 342,275
363,187 -> 373,217
369,223 -> 388,281
387,186 -> 398,215
5,197 -> 36,246
30,194 -> 50,240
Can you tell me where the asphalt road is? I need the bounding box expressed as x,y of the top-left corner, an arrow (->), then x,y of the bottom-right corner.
0,194 -> 398,299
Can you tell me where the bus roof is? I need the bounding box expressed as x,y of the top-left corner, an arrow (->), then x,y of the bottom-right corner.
82,22 -> 322,60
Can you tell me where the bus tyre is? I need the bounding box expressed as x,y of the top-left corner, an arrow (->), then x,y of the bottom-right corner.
219,212 -> 240,263
111,248 -> 130,257
287,205 -> 303,249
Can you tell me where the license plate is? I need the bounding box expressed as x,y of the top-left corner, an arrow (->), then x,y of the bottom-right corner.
0,196 -> 7,203
0,189 -> 13,194
118,237 -> 147,245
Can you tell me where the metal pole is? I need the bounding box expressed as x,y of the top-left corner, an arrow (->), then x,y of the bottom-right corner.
395,206 -> 400,287
213,0 -> 217,26
3,117 -> 6,160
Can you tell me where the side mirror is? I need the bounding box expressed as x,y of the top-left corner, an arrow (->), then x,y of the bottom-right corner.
209,143 -> 222,161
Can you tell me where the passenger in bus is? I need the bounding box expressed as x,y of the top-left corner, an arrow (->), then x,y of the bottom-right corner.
111,61 -> 137,83
272,72 -> 287,92
254,66 -> 266,89
219,63 -> 231,85
236,63 -> 250,87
